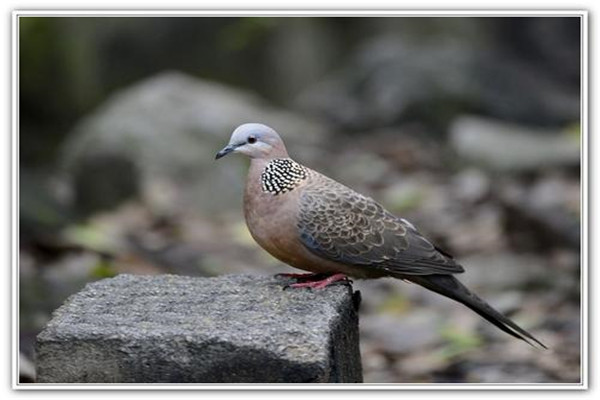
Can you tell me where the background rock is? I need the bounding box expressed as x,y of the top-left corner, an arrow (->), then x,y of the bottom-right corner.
296,19 -> 580,131
61,71 -> 332,217
450,115 -> 580,172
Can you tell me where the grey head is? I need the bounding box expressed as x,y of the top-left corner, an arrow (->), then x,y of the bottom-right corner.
215,123 -> 289,160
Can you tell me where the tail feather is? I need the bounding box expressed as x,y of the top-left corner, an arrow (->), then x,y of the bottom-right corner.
407,274 -> 547,349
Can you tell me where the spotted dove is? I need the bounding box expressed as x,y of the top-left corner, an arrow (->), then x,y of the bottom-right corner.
216,123 -> 545,348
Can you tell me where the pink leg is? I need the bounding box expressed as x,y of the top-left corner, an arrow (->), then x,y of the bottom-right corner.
287,273 -> 351,289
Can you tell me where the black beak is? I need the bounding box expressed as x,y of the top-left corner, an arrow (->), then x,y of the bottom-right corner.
215,144 -> 236,160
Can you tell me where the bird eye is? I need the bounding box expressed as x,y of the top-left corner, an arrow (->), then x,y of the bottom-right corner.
248,136 -> 257,144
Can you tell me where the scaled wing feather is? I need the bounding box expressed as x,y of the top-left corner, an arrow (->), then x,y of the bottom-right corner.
297,175 -> 464,276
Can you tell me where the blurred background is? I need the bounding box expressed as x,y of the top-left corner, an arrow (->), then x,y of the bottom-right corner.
19,16 -> 581,383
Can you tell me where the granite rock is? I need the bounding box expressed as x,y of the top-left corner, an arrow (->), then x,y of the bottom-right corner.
35,274 -> 362,383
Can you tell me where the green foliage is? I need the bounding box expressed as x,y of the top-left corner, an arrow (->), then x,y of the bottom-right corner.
90,259 -> 117,279
62,223 -> 116,254
19,18 -> 61,98
437,325 -> 483,360
565,121 -> 581,143
389,189 -> 425,213
19,17 -> 102,166
219,18 -> 278,51
376,293 -> 411,315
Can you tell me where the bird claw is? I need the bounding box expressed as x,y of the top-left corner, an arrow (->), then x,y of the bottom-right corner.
281,273 -> 351,290
330,278 -> 353,286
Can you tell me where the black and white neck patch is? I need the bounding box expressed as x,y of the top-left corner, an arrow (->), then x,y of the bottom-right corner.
261,159 -> 308,195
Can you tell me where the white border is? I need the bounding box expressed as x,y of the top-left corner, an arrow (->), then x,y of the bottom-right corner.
11,9 -> 588,391
580,8 -> 589,393
11,8 -> 19,392
11,10 -> 588,16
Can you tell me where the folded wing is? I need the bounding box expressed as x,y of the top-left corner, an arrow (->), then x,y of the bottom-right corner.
297,176 -> 464,276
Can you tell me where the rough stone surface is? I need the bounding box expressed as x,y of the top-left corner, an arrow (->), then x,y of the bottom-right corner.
35,274 -> 362,383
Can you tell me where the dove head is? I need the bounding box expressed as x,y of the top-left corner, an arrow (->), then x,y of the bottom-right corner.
215,123 -> 289,160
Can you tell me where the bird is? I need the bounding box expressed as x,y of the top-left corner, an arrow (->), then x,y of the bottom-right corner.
216,123 -> 546,348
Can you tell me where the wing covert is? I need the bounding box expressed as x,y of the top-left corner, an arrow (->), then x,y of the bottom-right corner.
297,177 -> 464,276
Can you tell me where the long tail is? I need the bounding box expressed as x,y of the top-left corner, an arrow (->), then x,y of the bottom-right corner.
407,274 -> 547,349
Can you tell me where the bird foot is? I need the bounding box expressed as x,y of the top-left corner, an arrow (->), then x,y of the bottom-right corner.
284,273 -> 352,290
